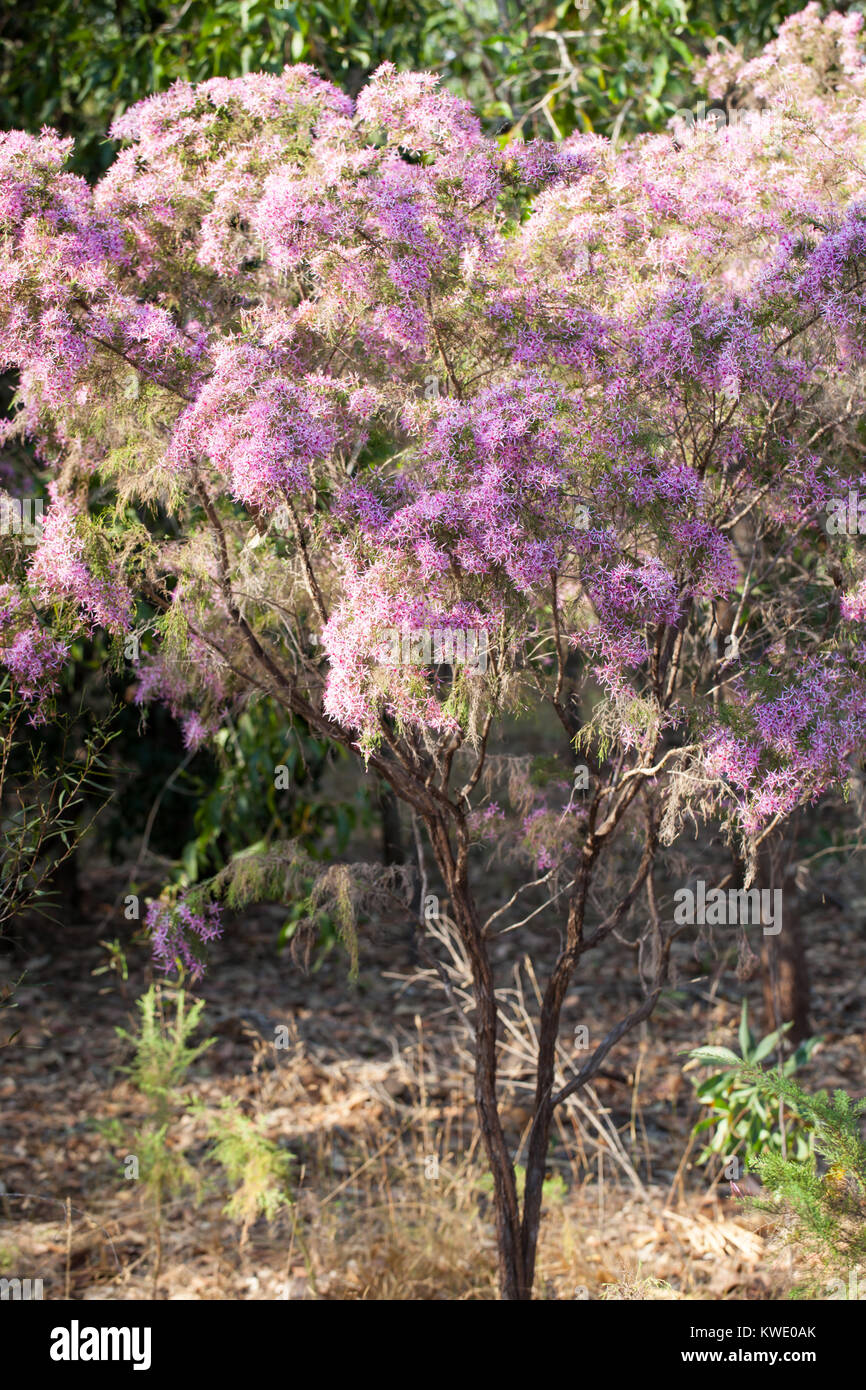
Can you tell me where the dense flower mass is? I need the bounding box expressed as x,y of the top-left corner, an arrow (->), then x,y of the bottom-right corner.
167,344 -> 378,509
2,6 -> 866,965
29,486 -> 131,633
0,583 -> 68,715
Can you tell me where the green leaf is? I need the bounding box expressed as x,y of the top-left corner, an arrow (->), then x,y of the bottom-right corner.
689,1046 -> 741,1068
750,1026 -> 789,1063
649,51 -> 668,99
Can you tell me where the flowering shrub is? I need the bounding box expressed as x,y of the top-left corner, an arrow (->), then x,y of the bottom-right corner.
3,5 -> 866,1298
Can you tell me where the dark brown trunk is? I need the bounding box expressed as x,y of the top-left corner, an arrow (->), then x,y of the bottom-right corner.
759,836 -> 811,1043
376,775 -> 404,868
426,814 -> 528,1299
760,904 -> 810,1043
520,870 -> 590,1295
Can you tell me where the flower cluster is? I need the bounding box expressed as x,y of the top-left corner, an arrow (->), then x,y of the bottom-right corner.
0,583 -> 68,717
146,897 -> 224,981
704,655 -> 866,833
28,486 -> 131,633
133,635 -> 228,752
521,800 -> 588,874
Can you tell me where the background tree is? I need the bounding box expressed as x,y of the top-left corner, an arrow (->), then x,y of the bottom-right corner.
0,0 -> 836,177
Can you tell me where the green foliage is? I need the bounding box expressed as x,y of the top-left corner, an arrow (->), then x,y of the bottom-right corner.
92,936 -> 130,983
479,1163 -> 567,1204
117,982 -> 215,1109
685,1000 -> 821,1167
112,683 -> 365,962
116,983 -> 214,1200
115,982 -> 215,1289
0,675 -> 117,929
176,704 -> 359,886
206,1098 -> 294,1239
117,986 -> 312,1282
188,837 -> 410,977
738,1069 -> 866,1295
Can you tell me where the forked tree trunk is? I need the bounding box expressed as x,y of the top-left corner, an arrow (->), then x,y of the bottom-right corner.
427,813 -> 652,1298
428,815 -> 593,1299
422,787 -> 656,1298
